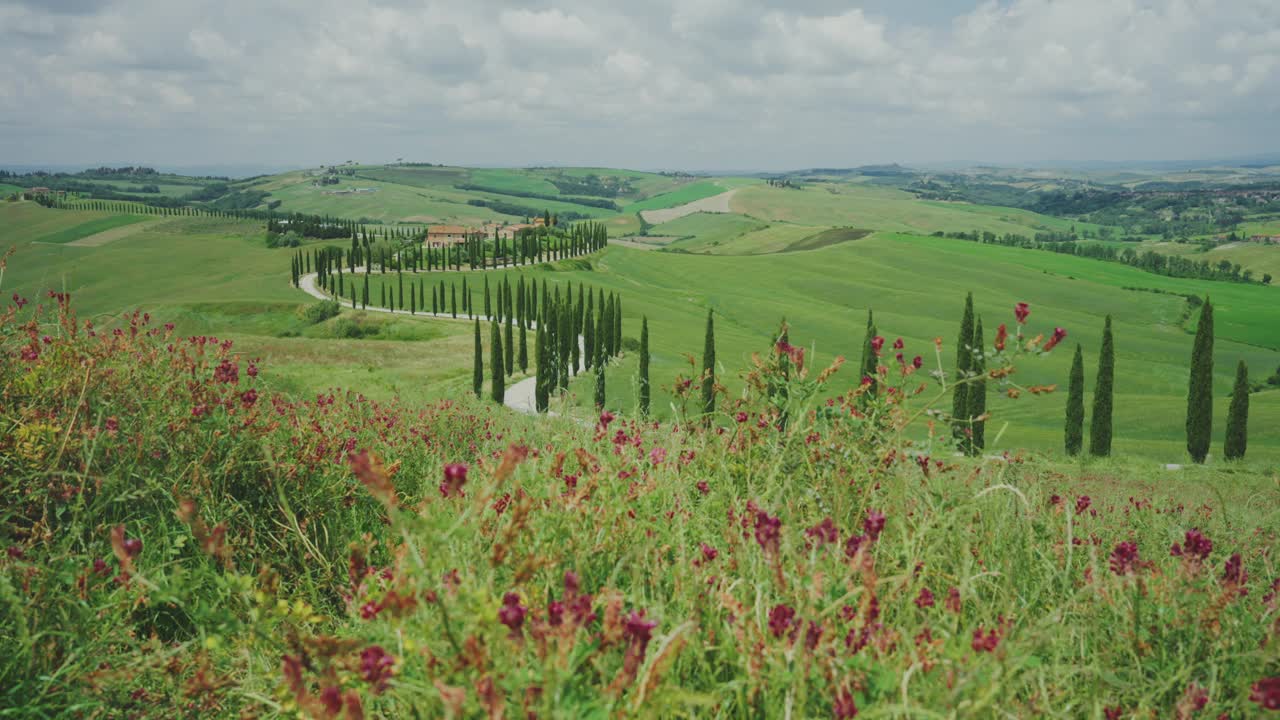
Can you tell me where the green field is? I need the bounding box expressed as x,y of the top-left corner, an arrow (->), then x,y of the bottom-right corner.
32,213 -> 151,244
624,178 -> 759,212
5,173 -> 1279,464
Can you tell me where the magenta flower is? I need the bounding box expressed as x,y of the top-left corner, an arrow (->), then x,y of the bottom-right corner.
1251,676 -> 1280,710
833,689 -> 858,719
971,626 -> 1001,653
892,337 -> 904,350
1222,553 -> 1248,586
498,592 -> 527,634
624,610 -> 657,649
1075,495 -> 1091,515
915,587 -> 935,609
440,462 -> 468,498
1014,302 -> 1030,324
871,336 -> 885,356
912,355 -> 923,369
754,510 -> 781,555
1171,529 -> 1213,561
863,509 -> 886,541
1043,327 -> 1067,352
1109,542 -> 1140,576
122,537 -> 143,558
805,517 -> 839,546
700,543 -> 719,562
768,604 -> 796,639
358,645 -> 394,693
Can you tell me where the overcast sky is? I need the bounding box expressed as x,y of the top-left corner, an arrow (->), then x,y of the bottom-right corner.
1,0 -> 1277,171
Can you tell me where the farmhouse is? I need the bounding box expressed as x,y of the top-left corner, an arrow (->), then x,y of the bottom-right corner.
1249,234 -> 1280,244
425,225 -> 472,247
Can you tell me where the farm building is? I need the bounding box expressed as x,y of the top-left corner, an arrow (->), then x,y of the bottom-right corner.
425,225 -> 472,246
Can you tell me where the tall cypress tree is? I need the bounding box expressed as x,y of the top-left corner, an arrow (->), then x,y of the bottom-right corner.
1223,360 -> 1249,461
1089,315 -> 1115,457
451,284 -> 457,319
484,276 -> 492,319
491,321 -> 505,404
505,311 -> 514,377
534,325 -> 548,412
583,291 -> 595,370
1064,344 -> 1085,456
558,299 -> 571,390
859,309 -> 877,405
1186,298 -> 1214,463
639,316 -> 651,416
702,310 -> 716,423
518,322 -> 528,373
613,297 -> 622,356
472,319 -> 483,399
968,317 -> 987,454
594,354 -> 606,410
952,293 -> 975,443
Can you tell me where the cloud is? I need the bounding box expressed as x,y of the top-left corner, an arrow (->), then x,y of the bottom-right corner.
0,0 -> 1277,168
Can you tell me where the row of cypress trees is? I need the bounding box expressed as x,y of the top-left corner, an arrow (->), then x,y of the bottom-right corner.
1185,298 -> 1251,462
1063,316 -> 1116,457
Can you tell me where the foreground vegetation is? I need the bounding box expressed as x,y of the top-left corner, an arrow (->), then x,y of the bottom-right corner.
2,286 -> 1278,718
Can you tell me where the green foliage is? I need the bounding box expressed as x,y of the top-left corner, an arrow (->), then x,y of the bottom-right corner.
702,310 -> 716,421
1065,344 -> 1085,456
639,316 -> 650,416
300,299 -> 341,325
473,319 -> 483,399
969,317 -> 987,452
1186,299 -> 1215,463
953,293 -> 975,449
1224,360 -> 1249,460
491,321 -> 505,404
1090,316 -> 1116,457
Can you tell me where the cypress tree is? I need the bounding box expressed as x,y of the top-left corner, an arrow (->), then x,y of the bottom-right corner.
952,293 -> 975,444
1223,360 -> 1249,461
1089,315 -> 1115,457
518,322 -> 528,373
614,297 -> 622,355
491,321 -> 505,404
702,310 -> 716,422
1064,344 -> 1085,456
583,292 -> 596,370
559,296 -> 572,388
484,276 -> 492,319
859,309 -> 877,405
594,354 -> 606,410
451,284 -> 457,319
505,311 -> 514,377
968,317 -> 986,454
639,316 -> 650,416
472,319 -> 483,398
1186,298 -> 1214,463
534,325 -> 549,412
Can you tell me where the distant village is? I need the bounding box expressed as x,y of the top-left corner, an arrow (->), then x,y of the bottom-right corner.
424,215 -> 548,247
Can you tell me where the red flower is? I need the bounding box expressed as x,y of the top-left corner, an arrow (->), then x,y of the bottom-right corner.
912,355 -> 923,370
754,510 -> 781,555
805,517 -> 839,546
1042,327 -> 1067,352
892,337 -> 904,350
122,537 -> 143,558
1251,676 -> 1280,710
871,336 -> 885,356
498,592 -> 527,634
1222,553 -> 1248,587
440,463 -> 468,498
598,410 -> 616,430
915,587 -> 935,608
863,509 -> 886,541
1171,529 -> 1213,561
699,543 -> 718,562
240,389 -> 258,408
767,604 -> 796,638
735,411 -> 748,423
945,587 -> 962,614
833,689 -> 858,718
971,626 -> 1001,653
624,610 -> 657,648
994,323 -> 1008,351
1075,495 -> 1091,515
358,646 -> 394,693
1014,302 -> 1030,324
1109,542 -> 1140,576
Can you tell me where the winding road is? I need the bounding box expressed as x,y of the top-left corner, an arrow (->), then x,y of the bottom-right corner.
296,269 -> 586,417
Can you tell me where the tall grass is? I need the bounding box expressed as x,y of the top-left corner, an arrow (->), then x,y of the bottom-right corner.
1,278 -> 1277,718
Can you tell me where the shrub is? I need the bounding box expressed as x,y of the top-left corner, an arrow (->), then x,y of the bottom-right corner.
299,299 -> 341,325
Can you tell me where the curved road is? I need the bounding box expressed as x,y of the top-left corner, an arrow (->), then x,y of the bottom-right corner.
296,269 -> 586,416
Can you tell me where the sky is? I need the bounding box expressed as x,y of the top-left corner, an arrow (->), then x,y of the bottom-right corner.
1,0 -> 1278,172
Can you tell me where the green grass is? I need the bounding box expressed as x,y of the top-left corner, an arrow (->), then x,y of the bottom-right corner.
0,183 -> 24,196
650,212 -> 767,249
458,233 -> 1280,462
732,183 -> 1107,237
32,214 -> 151,244
622,178 -> 758,212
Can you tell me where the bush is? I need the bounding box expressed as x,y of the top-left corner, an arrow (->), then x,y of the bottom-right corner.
332,316 -> 378,339
299,299 -> 341,325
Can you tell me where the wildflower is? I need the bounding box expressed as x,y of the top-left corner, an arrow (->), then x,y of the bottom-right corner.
598,410 -> 616,430
1014,302 -> 1030,324
624,610 -> 657,649
122,537 -> 143,558
735,411 -> 748,423
440,463 -> 468,498
768,604 -> 796,638
6,546 -> 23,560
915,587 -> 935,609
871,336 -> 885,355
360,601 -> 382,620
1043,327 -> 1067,352
1171,529 -> 1213,561
912,355 -> 923,369
696,480 -> 710,495
499,592 -> 527,635
843,533 -> 868,559
1222,553 -> 1247,587
1251,676 -> 1280,710
863,510 -> 886,541
833,689 -> 858,718
804,620 -> 823,650
1103,707 -> 1123,720
563,570 -> 581,596
700,543 -> 718,562
945,587 -> 962,614
105,417 -> 119,433
319,686 -> 343,715
92,558 -> 109,575
1109,542 -> 1140,576
358,646 -> 394,693
240,388 -> 258,408
547,601 -> 565,626
213,359 -> 239,384
806,517 -> 839,546
754,510 -> 781,555
860,375 -> 873,386
1075,496 -> 1091,515
192,403 -> 208,418
971,626 -> 1000,653
994,323 -> 1009,351
893,337 -> 904,350
648,447 -> 667,466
